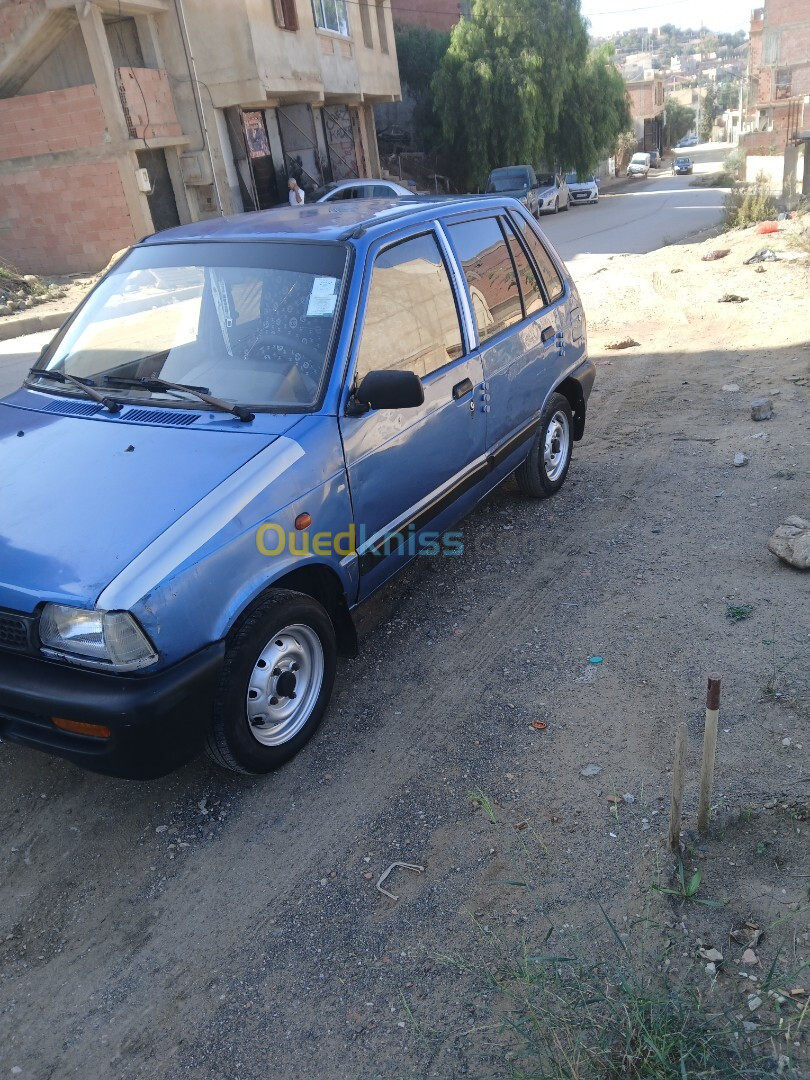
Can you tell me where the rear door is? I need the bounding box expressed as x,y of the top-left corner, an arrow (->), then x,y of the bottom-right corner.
444,213 -> 560,461
339,227 -> 486,600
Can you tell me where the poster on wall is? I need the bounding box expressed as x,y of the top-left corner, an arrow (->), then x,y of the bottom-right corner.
243,111 -> 270,159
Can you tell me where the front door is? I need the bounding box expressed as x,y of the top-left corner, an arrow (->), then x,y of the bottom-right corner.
339,228 -> 486,600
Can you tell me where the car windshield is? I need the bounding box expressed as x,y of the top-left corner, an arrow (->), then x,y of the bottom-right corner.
565,173 -> 593,184
535,173 -> 555,187
30,241 -> 349,410
630,155 -> 647,164
486,169 -> 530,192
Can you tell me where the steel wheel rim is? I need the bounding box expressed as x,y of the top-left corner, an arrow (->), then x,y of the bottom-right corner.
246,624 -> 324,746
544,410 -> 570,482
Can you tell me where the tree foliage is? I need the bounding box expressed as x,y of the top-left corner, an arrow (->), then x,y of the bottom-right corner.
432,0 -> 588,190
550,45 -> 631,175
699,83 -> 718,142
664,97 -> 695,146
393,22 -> 451,150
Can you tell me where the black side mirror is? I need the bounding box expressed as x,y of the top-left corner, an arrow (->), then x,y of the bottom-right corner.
348,369 -> 424,414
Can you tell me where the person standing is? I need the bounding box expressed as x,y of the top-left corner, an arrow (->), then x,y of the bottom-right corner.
288,178 -> 305,206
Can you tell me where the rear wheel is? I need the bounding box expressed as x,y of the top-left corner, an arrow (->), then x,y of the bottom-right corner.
206,590 -> 337,774
515,393 -> 573,499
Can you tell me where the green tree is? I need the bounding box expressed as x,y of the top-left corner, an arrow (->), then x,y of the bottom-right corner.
432,0 -> 588,190
550,45 -> 631,174
393,23 -> 451,150
664,96 -> 695,146
700,83 -> 717,142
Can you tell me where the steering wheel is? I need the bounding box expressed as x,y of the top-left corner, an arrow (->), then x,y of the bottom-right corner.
244,333 -> 325,370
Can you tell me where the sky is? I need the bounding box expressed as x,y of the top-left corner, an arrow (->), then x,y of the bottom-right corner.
580,0 -> 751,38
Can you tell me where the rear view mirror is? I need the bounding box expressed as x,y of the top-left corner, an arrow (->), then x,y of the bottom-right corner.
350,369 -> 424,413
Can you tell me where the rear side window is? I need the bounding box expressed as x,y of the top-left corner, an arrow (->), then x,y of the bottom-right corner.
448,217 -> 522,345
500,216 -> 543,316
356,232 -> 463,382
513,216 -> 565,303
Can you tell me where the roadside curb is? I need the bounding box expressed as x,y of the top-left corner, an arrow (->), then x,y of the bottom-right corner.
0,310 -> 70,343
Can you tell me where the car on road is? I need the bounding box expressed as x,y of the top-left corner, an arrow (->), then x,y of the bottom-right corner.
564,172 -> 599,205
535,172 -> 570,214
673,156 -> 693,175
0,197 -> 594,779
627,152 -> 651,178
484,165 -> 543,217
314,178 -> 414,202
676,135 -> 697,148
648,150 -> 661,169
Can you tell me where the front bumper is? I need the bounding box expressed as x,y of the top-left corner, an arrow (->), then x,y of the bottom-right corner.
0,643 -> 225,779
570,190 -> 598,204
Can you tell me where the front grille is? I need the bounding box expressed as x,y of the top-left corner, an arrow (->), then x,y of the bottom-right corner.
0,613 -> 29,651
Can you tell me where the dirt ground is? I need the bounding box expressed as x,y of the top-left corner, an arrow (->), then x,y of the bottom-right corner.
1,217 -> 808,1079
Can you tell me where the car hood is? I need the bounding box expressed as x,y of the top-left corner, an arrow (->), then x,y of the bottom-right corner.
0,398 -> 299,612
568,181 -> 595,190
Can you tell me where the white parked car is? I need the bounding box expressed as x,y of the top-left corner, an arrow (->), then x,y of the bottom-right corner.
627,153 -> 650,178
536,172 -> 570,214
564,172 -> 599,205
314,179 -> 413,202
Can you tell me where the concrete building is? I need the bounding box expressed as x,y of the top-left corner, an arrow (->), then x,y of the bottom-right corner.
742,0 -> 808,195
625,70 -> 664,151
0,0 -> 401,273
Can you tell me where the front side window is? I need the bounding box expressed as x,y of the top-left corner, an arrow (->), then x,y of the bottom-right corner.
30,242 -> 349,410
312,0 -> 349,34
448,217 -> 522,345
513,215 -> 565,304
355,233 -> 463,383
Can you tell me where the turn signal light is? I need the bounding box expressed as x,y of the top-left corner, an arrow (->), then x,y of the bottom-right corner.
51,717 -> 111,739
294,513 -> 312,531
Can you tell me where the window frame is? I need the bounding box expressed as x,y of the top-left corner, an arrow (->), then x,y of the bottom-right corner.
443,213 -> 527,349
311,0 -> 350,36
507,208 -> 566,306
498,214 -> 545,318
345,224 -> 472,401
273,0 -> 299,31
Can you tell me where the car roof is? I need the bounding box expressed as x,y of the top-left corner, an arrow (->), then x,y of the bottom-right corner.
139,196 -> 511,246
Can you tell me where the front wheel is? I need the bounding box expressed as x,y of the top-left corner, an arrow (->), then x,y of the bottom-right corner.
553,198 -> 559,214
206,590 -> 337,774
515,393 -> 573,498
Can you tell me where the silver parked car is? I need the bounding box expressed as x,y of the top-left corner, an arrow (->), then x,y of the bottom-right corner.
564,172 -> 599,205
314,179 -> 413,202
536,172 -> 570,214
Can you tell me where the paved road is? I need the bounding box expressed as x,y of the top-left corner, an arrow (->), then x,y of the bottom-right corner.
540,141 -> 730,276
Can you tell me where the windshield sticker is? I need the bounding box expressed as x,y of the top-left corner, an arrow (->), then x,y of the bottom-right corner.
306,277 -> 338,317
210,270 -> 234,356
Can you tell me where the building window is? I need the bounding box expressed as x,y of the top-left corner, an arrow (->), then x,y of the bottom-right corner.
359,0 -> 373,48
273,0 -> 299,30
312,0 -> 349,35
775,68 -> 791,100
375,0 -> 388,53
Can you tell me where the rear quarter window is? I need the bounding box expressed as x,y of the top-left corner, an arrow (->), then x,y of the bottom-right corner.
512,216 -> 565,304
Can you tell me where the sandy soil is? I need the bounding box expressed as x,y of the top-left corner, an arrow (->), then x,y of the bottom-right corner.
0,217 -> 808,1079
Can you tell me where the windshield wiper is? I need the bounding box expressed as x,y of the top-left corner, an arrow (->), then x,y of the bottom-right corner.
103,375 -> 254,423
28,368 -> 122,414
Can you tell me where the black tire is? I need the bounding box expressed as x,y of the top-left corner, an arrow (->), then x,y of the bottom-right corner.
206,589 -> 337,774
515,392 -> 574,499
552,198 -> 559,214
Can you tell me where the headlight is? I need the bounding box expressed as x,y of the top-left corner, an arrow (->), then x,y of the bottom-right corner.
39,604 -> 157,670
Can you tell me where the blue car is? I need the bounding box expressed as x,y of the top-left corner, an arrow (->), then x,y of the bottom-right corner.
0,197 -> 594,779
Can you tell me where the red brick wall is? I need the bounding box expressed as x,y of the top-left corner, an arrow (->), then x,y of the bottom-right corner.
0,0 -> 48,67
117,67 -> 182,140
390,0 -> 461,33
0,159 -> 137,274
0,84 -> 107,161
